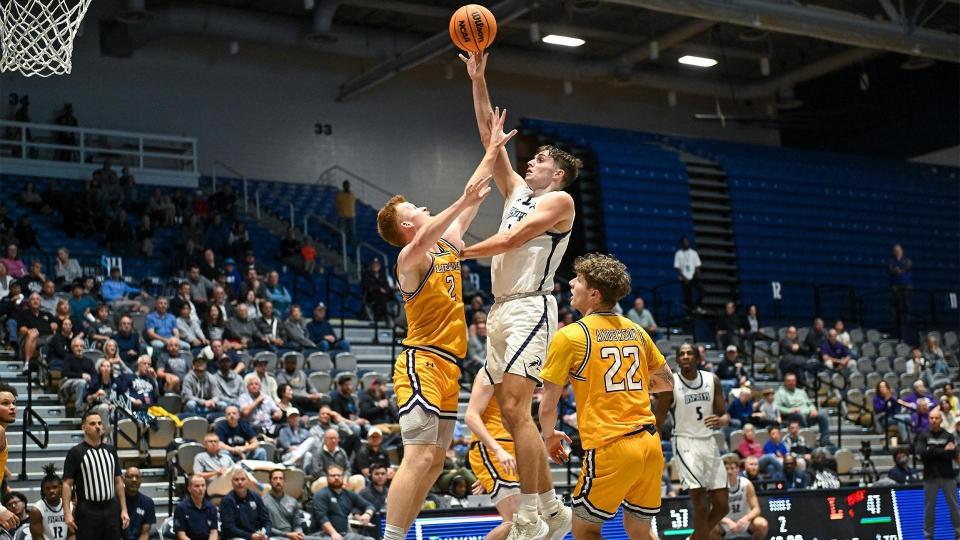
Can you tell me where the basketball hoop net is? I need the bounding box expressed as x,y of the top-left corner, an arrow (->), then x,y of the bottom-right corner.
0,0 -> 92,77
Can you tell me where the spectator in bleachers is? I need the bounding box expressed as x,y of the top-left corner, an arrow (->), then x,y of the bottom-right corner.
19,260 -> 45,295
68,282 -> 97,324
873,380 -> 911,444
359,463 -> 390,533
171,239 -> 202,277
157,339 -> 190,392
917,409 -> 960,539
101,340 -> 133,378
55,247 -> 82,286
228,223 -> 251,258
264,470 -> 324,540
337,181 -> 357,247
240,267 -> 266,304
330,373 -> 366,436
0,282 -> 22,347
219,472 -> 274,540
194,432 -> 235,484
46,317 -> 79,368
174,475 -> 220,539
126,355 -> 159,413
758,388 -> 781,427
245,355 -> 279,402
307,303 -> 350,357
358,376 -> 399,435
17,292 -> 57,367
280,228 -> 305,274
276,383 -> 297,419
208,337 -> 245,375
905,347 -> 930,377
717,345 -> 749,397
900,379 -> 936,411
282,304 -> 317,351
772,454 -> 810,490
277,355 -> 326,411
774,373 -> 831,446
833,319 -> 853,350
243,251 -> 269,278
244,289 -> 263,319
209,184 -> 237,218
255,300 -> 288,352
464,295 -> 485,327
888,243 -> 912,338
0,245 -> 25,279
361,258 -> 391,323
741,455 -> 762,489
911,398 -> 934,437
181,214 -> 205,249
60,337 -> 95,414
886,447 -> 919,484
726,386 -> 758,429
222,259 -> 242,298
312,464 -> 375,540
239,376 -> 282,436
923,334 -> 952,373
311,429 -> 356,481
136,213 -> 155,257
177,302 -> 209,352
716,301 -> 746,350
762,425 -> 788,469
52,299 -> 73,332
204,214 -> 229,255
224,303 -> 268,351
114,315 -> 143,367
182,355 -> 225,419
626,296 -> 659,339
302,238 -> 318,275
85,357 -> 128,434
198,249 -> 220,281
265,271 -> 292,316
783,420 -> 811,469
310,405 -> 361,456
210,285 -> 233,321
464,312 -> 487,383
186,265 -> 214,307
277,407 -> 315,471
0,208 -> 11,244
736,423 -> 781,476
943,383 -> 958,414
217,405 -> 268,461
102,267 -> 147,313
0,265 -> 12,299
85,303 -> 115,349
39,282 -> 61,315
171,282 -> 201,325
210,352 -> 243,405
909,346 -> 952,392
803,318 -> 826,358
353,427 -> 390,479
674,236 -> 704,313
819,329 -> 852,376
13,215 -> 39,250
808,448 -> 840,489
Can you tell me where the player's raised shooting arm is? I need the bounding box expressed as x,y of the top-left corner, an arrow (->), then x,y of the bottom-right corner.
461,192 -> 574,259
464,379 -> 501,452
461,51 -> 524,198
445,108 -> 518,249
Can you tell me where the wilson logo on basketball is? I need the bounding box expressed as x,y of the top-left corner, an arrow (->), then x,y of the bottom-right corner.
471,11 -> 485,41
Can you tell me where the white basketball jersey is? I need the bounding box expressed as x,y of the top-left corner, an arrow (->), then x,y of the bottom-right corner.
491,186 -> 571,298
727,476 -> 750,522
30,500 -> 68,539
671,370 -> 716,439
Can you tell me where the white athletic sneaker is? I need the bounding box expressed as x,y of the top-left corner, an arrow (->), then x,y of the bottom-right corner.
506,514 -> 549,540
542,502 -> 572,540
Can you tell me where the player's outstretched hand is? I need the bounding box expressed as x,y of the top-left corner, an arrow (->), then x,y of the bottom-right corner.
544,429 -> 572,464
464,174 -> 493,205
486,106 -> 518,150
458,50 -> 488,81
495,446 -> 517,476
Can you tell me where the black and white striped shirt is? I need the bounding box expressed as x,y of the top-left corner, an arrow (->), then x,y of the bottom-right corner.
63,442 -> 120,503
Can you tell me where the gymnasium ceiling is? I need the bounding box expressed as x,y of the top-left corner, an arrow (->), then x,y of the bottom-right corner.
103,0 -> 960,102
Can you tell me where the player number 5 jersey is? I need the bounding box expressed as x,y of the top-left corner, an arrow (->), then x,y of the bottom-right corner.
541,312 -> 664,450
671,370 -> 716,439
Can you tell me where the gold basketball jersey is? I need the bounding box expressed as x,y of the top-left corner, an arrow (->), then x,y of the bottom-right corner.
399,238 -> 468,358
542,312 -> 665,450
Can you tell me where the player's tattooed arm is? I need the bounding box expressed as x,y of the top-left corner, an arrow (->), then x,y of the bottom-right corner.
653,386 -> 673,433
648,363 -> 674,395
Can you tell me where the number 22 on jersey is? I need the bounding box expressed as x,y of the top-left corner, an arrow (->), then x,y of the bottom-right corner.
601,345 -> 644,392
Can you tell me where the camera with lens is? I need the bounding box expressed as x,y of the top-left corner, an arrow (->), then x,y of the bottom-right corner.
861,439 -> 872,460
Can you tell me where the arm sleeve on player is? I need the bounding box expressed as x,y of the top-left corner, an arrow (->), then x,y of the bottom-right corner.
541,329 -> 579,386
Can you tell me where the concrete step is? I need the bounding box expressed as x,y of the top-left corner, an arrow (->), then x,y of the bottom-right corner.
7,429 -> 84,446
8,442 -> 82,455
689,189 -> 730,202
686,165 -> 726,177
12,416 -> 79,428
688,177 -> 727,189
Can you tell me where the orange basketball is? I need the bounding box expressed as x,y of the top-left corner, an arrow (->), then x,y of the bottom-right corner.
449,4 -> 497,54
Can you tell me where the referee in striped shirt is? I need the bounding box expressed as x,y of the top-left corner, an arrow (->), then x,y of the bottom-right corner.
62,410 -> 130,539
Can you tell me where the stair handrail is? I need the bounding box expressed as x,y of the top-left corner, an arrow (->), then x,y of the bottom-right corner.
210,160 -> 251,212
312,218 -> 349,274
19,361 -> 50,481
325,272 -> 364,337
355,241 -> 390,282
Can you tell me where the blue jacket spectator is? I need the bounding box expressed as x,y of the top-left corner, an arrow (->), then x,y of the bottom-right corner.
215,406 -> 268,461
306,303 -> 350,356
220,475 -> 273,540
727,392 -> 755,427
264,271 -> 292,315
887,448 -> 920,484
312,466 -> 375,535
145,297 -> 178,349
174,476 -> 220,540
101,268 -> 145,313
772,456 -> 811,490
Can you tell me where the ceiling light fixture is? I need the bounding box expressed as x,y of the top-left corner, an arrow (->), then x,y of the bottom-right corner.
543,34 -> 585,47
678,55 -> 717,67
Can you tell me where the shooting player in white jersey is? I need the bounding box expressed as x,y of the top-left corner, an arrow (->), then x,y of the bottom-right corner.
461,52 -> 577,540
655,343 -> 730,540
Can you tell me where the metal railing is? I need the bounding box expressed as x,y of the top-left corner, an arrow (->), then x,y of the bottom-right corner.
18,362 -> 50,481
0,119 -> 197,173
210,160 -> 250,213
356,241 -> 389,282
312,218 -> 349,274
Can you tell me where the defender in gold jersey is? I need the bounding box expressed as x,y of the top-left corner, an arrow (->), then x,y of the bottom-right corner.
0,382 -> 19,530
376,109 -> 517,540
539,254 -> 675,540
466,372 -> 520,540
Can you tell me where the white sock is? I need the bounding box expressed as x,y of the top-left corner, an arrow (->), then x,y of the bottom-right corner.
538,489 -> 560,516
383,524 -> 406,540
519,494 -> 539,522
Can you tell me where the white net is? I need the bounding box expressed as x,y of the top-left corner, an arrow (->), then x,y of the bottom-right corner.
0,0 -> 92,77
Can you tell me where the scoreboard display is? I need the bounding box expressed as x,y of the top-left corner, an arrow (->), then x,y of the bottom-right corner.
393,485 -> 960,540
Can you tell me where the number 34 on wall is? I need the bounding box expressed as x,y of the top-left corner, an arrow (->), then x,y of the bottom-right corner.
314,123 -> 333,135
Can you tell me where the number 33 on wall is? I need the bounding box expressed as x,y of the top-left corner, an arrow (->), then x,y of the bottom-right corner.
314,123 -> 333,135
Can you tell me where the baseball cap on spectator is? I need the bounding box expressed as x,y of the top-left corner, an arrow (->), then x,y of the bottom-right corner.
224,258 -> 236,265
315,302 -> 326,310
337,372 -> 355,384
368,427 -> 382,438
254,356 -> 270,364
287,407 -> 300,417
725,345 -> 738,353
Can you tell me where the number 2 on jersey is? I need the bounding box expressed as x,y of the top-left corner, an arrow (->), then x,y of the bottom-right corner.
600,346 -> 643,392
445,275 -> 456,301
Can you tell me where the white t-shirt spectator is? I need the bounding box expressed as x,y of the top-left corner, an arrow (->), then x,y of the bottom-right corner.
674,248 -> 702,280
